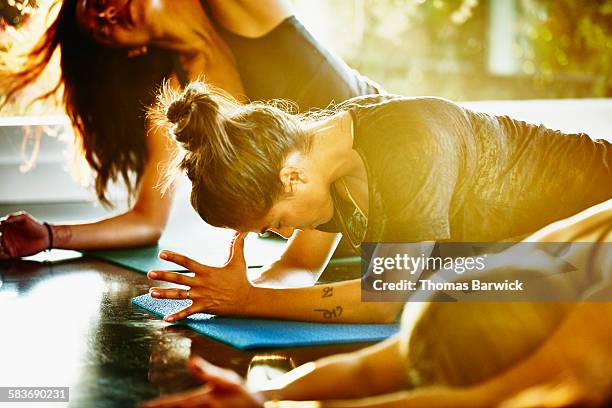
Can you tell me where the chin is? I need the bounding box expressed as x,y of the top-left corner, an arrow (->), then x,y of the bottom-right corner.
97,27 -> 143,46
322,205 -> 335,224
112,35 -> 148,48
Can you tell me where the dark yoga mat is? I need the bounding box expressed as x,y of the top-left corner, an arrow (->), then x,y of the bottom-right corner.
86,245 -> 186,272
132,294 -> 399,349
86,243 -> 361,274
85,233 -> 289,273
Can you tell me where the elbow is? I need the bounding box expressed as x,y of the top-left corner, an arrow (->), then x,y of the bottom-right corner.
137,219 -> 164,245
135,225 -> 163,247
253,260 -> 319,288
147,226 -> 163,244
130,209 -> 166,245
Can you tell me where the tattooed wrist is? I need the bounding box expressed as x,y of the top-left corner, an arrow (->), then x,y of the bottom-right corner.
52,225 -> 72,248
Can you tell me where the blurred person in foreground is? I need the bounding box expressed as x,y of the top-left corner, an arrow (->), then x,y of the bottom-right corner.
142,198 -> 612,407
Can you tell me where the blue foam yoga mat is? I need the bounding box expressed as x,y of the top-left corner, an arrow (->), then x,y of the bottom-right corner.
132,294 -> 399,349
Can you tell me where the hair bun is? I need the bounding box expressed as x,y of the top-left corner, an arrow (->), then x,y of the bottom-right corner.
165,82 -> 219,148
166,98 -> 193,125
166,98 -> 195,144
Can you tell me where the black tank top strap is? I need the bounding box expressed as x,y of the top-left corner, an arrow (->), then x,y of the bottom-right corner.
198,0 -> 384,110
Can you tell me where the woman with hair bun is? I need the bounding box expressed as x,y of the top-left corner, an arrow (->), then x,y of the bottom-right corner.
0,0 -> 380,264
143,80 -> 611,324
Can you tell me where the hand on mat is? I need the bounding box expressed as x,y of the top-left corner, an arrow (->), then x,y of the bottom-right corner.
0,211 -> 50,259
141,355 -> 263,408
147,232 -> 253,320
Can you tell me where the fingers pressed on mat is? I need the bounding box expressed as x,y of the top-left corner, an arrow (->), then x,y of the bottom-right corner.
165,305 -> 200,322
147,270 -> 194,285
149,287 -> 191,300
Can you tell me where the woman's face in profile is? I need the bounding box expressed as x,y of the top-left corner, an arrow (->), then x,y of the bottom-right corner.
248,176 -> 336,239
75,0 -> 152,47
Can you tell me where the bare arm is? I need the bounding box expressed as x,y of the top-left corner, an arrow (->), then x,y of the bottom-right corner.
258,335 -> 408,401
149,232 -> 404,323
251,229 -> 343,287
0,118 -> 176,259
245,278 -> 403,323
261,302 -> 612,408
140,336 -> 411,408
153,260 -> 404,323
152,231 -> 433,323
49,123 -> 176,250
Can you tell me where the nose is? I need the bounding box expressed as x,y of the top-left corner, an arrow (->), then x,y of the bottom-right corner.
97,6 -> 118,24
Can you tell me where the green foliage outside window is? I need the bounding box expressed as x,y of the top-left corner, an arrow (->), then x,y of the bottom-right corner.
1,0 -> 610,117
312,0 -> 612,99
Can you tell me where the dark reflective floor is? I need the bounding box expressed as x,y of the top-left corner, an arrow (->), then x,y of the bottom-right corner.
0,253 -> 371,408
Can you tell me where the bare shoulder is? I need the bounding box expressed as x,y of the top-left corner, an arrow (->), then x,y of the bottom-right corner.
206,0 -> 294,38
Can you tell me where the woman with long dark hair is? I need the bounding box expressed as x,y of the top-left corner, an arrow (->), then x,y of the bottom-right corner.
0,0 -> 381,266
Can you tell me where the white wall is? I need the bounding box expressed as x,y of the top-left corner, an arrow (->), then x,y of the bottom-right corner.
461,99 -> 612,141
0,116 -> 126,204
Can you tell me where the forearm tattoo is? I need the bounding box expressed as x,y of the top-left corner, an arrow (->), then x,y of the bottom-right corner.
322,287 -> 333,298
53,225 -> 72,247
314,305 -> 343,320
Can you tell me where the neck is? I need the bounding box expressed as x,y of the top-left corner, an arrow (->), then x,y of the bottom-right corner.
143,0 -> 222,53
307,112 -> 366,186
